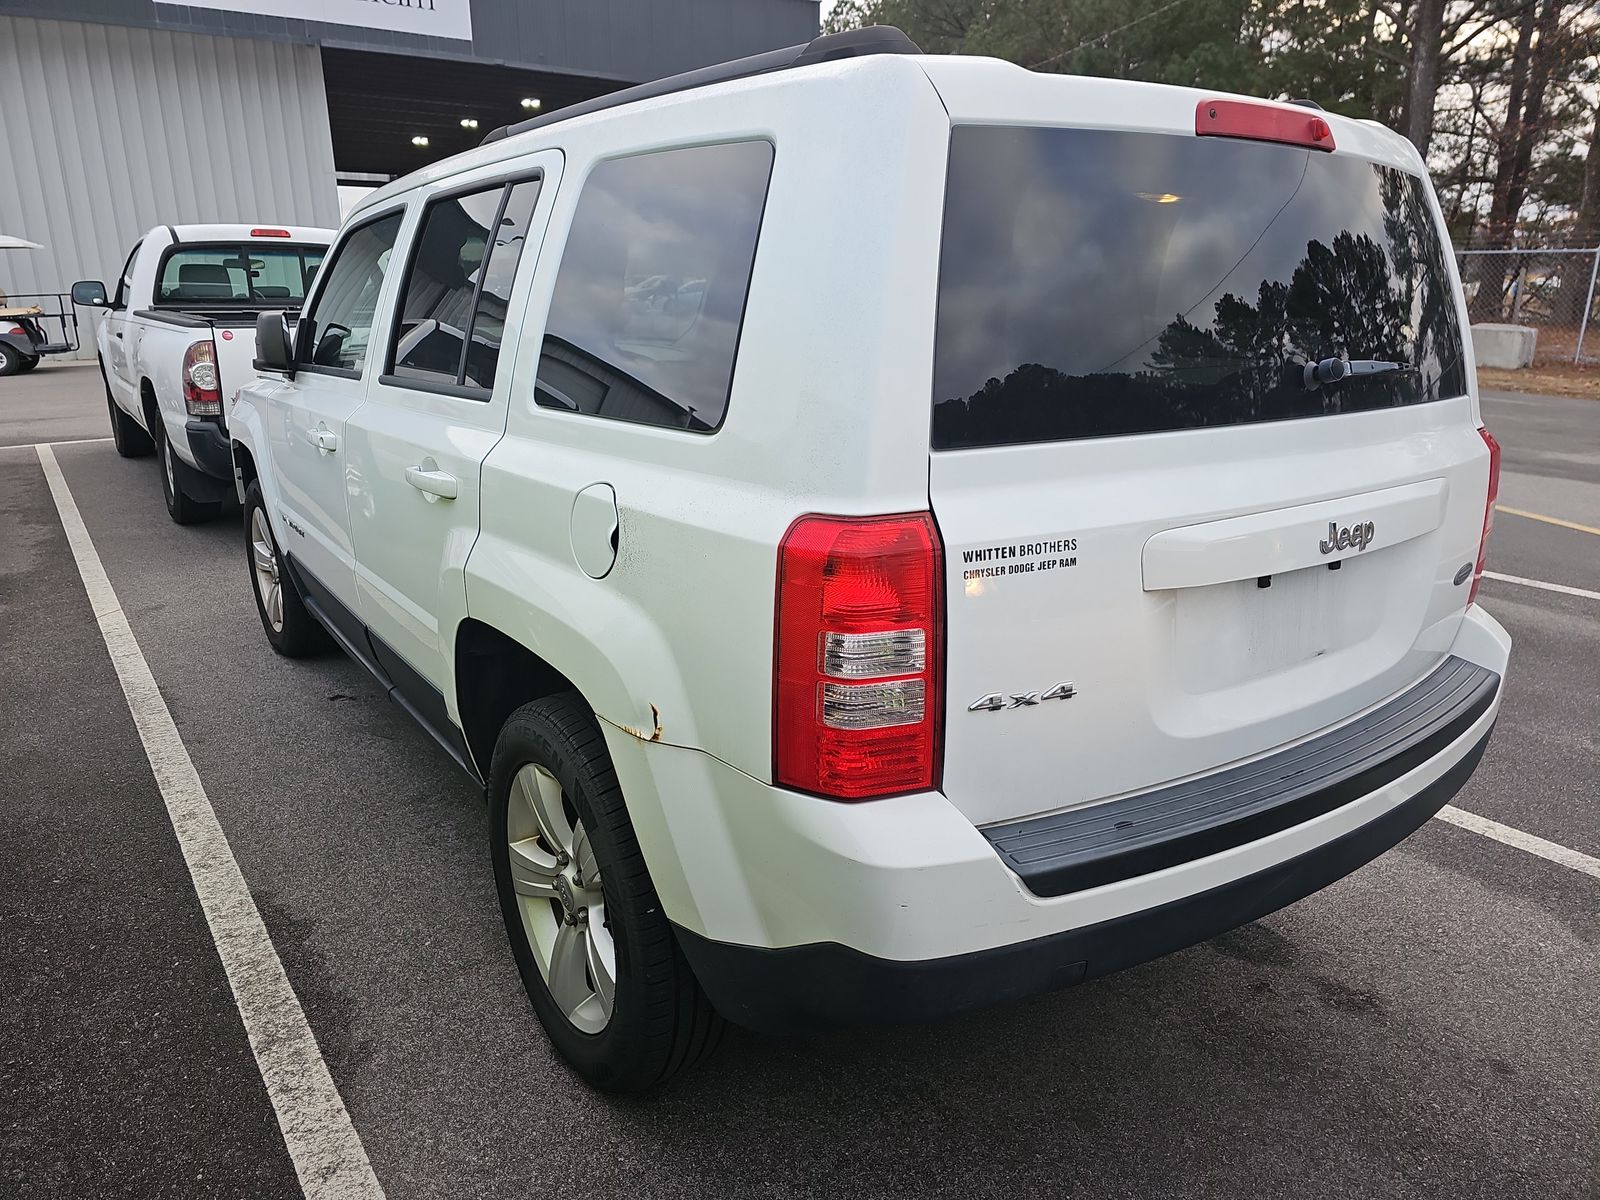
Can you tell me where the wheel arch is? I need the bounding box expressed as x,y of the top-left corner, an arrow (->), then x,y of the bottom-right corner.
139,377 -> 160,432
232,438 -> 258,496
455,618 -> 592,781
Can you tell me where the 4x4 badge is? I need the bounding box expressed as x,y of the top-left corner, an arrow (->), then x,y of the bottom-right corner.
968,682 -> 1076,712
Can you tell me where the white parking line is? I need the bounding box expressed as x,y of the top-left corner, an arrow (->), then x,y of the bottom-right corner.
1436,805 -> 1600,881
1483,570 -> 1600,602
35,444 -> 385,1200
0,437 -> 113,453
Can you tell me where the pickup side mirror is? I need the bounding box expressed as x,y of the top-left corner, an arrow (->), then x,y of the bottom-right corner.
71,280 -> 109,307
254,310 -> 295,378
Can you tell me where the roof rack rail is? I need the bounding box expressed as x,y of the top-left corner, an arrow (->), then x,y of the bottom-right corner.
480,25 -> 922,146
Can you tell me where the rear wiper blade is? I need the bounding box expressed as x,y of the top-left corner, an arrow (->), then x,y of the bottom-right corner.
1301,357 -> 1414,389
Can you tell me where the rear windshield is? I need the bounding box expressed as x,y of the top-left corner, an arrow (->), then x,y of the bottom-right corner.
932,126 -> 1467,450
156,243 -> 326,307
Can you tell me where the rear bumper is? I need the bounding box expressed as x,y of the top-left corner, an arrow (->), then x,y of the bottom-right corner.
643,607 -> 1509,1034
184,418 -> 233,482
677,717 -> 1492,1033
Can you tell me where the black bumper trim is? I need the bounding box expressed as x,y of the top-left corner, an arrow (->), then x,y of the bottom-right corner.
184,418 -> 234,484
675,716 -> 1495,1035
983,656 -> 1499,897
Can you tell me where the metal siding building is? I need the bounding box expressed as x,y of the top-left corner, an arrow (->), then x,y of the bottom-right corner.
0,0 -> 818,355
0,15 -> 341,352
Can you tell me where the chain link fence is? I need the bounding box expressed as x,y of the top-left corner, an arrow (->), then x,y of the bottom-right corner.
1454,247 -> 1600,365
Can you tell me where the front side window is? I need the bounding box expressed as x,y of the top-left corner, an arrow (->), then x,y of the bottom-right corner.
157,244 -> 325,306
535,140 -> 773,433
933,126 -> 1467,450
113,241 -> 142,309
298,213 -> 403,374
389,176 -> 542,393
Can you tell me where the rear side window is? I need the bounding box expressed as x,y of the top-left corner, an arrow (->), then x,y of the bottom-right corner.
534,140 -> 773,433
389,176 -> 542,394
298,213 -> 403,375
156,244 -> 325,306
933,126 -> 1467,450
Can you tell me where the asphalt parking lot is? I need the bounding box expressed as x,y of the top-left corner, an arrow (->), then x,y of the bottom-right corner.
2,360 -> 1596,1199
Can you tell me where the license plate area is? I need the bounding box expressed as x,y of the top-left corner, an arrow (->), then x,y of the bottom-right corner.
1170,554 -> 1386,693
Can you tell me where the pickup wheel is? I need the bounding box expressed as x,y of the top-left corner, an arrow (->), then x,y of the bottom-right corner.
490,694 -> 723,1094
155,420 -> 221,525
105,378 -> 154,458
243,481 -> 328,657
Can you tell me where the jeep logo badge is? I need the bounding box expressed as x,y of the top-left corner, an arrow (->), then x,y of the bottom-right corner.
1320,520 -> 1375,556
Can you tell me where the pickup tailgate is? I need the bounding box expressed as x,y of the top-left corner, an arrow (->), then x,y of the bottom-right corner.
210,323 -> 259,406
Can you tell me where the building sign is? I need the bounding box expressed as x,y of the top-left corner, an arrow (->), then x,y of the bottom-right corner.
162,0 -> 473,42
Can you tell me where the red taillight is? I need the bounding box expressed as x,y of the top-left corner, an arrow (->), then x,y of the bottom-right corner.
182,340 -> 222,417
1469,426 -> 1501,605
250,228 -> 292,238
1196,99 -> 1336,152
774,513 -> 944,800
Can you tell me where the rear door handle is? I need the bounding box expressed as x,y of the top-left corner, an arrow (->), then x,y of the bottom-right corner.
405,465 -> 458,500
309,427 -> 339,453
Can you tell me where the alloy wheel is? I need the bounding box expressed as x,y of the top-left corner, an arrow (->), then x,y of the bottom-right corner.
506,762 -> 616,1034
163,433 -> 177,496
250,508 -> 284,633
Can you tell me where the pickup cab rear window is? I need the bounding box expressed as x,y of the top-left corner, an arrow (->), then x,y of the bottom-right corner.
932,125 -> 1467,450
156,244 -> 325,307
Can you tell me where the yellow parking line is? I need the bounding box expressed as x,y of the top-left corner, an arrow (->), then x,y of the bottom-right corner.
1495,505 -> 1600,537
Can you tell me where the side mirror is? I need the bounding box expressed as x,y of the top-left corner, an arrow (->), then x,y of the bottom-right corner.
253,310 -> 295,377
71,280 -> 109,307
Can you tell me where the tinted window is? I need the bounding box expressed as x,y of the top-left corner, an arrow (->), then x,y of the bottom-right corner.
390,177 -> 541,392
299,213 -> 403,374
463,180 -> 540,389
157,244 -> 325,306
535,140 -> 773,432
933,126 -> 1467,450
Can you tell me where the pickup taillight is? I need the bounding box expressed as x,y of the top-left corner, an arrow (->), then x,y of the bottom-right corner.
182,340 -> 222,417
774,513 -> 944,800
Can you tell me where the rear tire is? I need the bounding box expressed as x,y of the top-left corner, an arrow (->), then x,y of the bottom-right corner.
0,344 -> 18,377
17,354 -> 39,373
155,419 -> 221,525
243,481 -> 329,657
490,694 -> 723,1094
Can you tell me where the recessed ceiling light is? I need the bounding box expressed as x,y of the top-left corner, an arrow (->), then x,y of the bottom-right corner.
411,135 -> 430,147
520,97 -> 541,111
460,118 -> 479,129
1136,191 -> 1182,204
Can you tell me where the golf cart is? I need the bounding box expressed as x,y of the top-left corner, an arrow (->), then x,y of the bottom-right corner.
1,234 -> 81,376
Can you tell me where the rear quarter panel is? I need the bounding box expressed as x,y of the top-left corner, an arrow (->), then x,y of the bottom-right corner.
466,56 -> 953,781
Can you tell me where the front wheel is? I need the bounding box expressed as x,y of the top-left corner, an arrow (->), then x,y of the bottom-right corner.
490,694 -> 723,1093
243,481 -> 328,657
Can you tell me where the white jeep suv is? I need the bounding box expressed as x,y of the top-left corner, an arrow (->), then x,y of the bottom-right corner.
230,28 -> 1510,1092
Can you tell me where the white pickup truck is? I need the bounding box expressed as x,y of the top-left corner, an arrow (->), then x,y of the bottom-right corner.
73,223 -> 332,523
